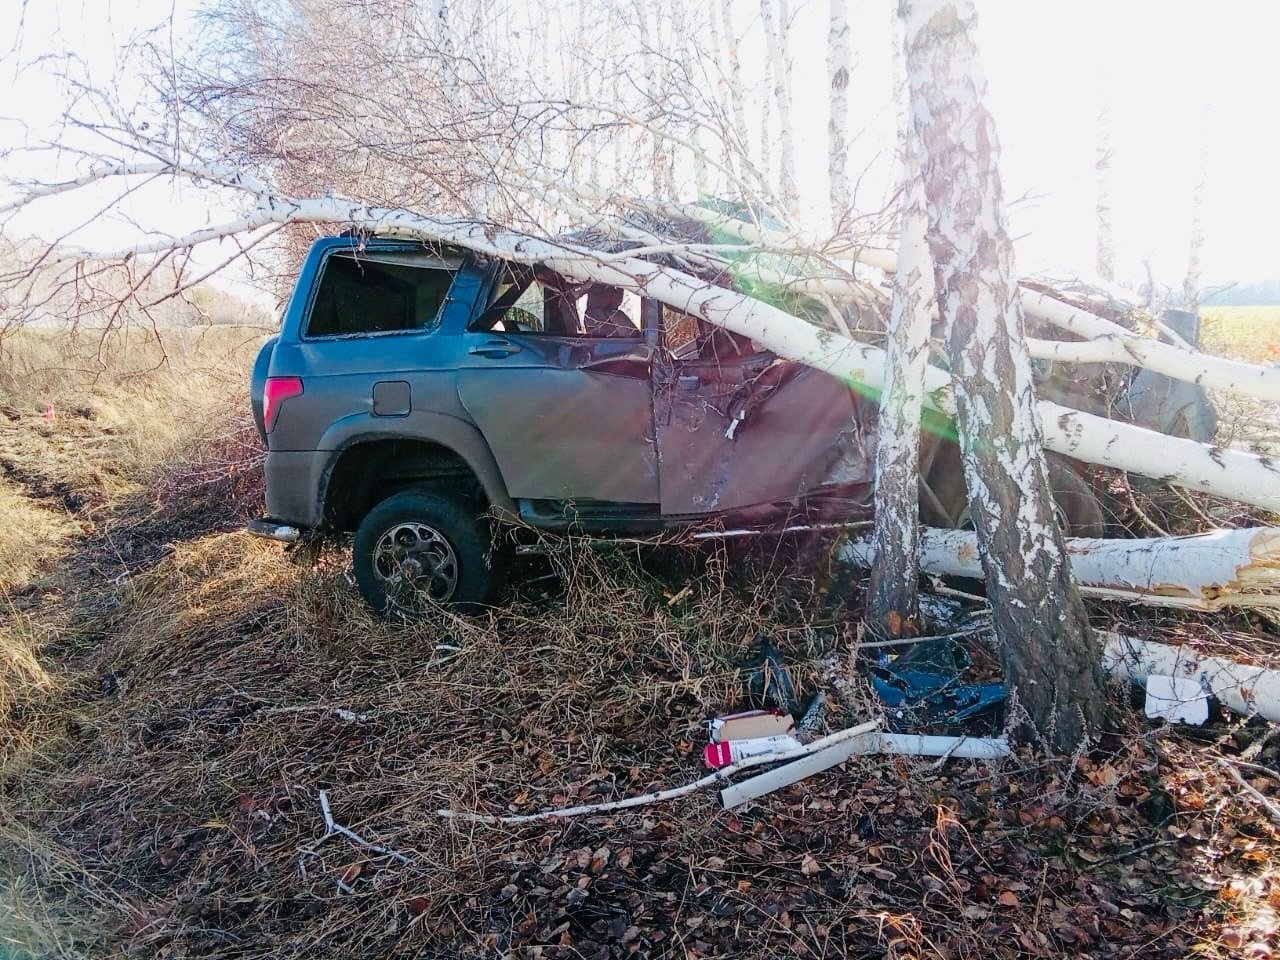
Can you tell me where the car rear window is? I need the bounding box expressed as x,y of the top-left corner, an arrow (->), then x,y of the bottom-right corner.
307,250 -> 459,338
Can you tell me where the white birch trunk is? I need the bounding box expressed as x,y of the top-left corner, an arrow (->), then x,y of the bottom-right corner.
1103,633 -> 1280,723
634,3 -> 668,197
903,0 -> 1101,750
845,527 -> 1280,611
866,124 -> 934,637
760,48 -> 773,192
659,200 -> 1280,404
827,0 -> 851,228
1184,128 -> 1208,311
719,0 -> 751,180
1095,105 -> 1114,283
760,0 -> 797,213
39,165 -> 1280,515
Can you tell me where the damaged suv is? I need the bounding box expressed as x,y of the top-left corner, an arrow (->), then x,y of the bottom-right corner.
249,235 -> 1104,613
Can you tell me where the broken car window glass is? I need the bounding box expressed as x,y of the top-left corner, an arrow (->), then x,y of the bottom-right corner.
307,250 -> 459,338
661,304 -> 759,362
475,266 -> 640,338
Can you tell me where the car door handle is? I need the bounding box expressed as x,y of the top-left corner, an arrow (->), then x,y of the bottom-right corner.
469,339 -> 522,358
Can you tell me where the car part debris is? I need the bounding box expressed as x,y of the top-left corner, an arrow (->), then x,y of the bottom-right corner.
719,731 -> 1011,809
868,639 -> 1005,725
709,709 -> 795,742
1144,674 -> 1209,725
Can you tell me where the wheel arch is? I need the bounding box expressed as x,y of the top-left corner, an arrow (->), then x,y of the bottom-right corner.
317,416 -> 516,532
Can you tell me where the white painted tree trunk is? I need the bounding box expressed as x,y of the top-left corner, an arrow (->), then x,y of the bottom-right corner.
844,526 -> 1280,611
760,0 -> 797,213
826,0 -> 851,228
866,125 -> 934,638
903,0 -> 1101,750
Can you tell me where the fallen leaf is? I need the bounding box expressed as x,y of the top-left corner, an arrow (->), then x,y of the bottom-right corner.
589,846 -> 611,874
997,891 -> 1019,907
339,861 -> 363,885
800,854 -> 820,876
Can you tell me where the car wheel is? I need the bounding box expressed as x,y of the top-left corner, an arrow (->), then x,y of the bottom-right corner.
353,490 -> 501,616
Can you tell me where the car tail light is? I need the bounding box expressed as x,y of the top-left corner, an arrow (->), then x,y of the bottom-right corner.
263,376 -> 303,433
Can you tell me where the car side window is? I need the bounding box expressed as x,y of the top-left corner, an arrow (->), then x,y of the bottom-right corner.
661,304 -> 757,361
473,266 -> 641,338
307,250 -> 459,338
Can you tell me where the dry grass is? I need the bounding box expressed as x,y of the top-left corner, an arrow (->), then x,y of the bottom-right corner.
1202,306 -> 1280,365
1,320 -> 1279,957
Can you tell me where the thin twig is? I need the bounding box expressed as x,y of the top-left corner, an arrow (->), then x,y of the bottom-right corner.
1217,759 -> 1280,824
312,790 -> 411,863
859,625 -> 988,650
437,719 -> 884,824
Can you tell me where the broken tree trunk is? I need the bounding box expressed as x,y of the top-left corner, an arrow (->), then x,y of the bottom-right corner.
904,0 -> 1102,751
658,199 -> 1280,405
1103,633 -> 1280,723
843,526 -> 1280,611
34,165 -> 1280,514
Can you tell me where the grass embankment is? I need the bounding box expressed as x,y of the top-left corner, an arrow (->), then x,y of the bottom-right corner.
1202,306 -> 1280,364
0,320 -> 1279,958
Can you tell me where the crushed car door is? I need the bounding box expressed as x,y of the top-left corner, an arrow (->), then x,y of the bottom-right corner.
456,267 -> 659,504
652,303 -> 864,516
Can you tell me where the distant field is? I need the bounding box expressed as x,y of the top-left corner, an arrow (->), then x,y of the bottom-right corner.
1201,305 -> 1280,363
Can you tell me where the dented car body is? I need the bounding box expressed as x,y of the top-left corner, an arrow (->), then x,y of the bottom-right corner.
249,236 -> 886,611
249,234 -> 1130,613
254,237 -> 876,529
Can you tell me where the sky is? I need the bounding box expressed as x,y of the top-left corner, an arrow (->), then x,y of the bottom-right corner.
2,0 -> 1279,303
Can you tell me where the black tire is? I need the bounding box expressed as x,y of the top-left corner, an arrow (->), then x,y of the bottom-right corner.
353,490 -> 502,616
921,444 -> 1105,538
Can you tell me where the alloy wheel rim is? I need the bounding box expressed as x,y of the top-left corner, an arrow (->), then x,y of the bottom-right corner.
371,522 -> 459,611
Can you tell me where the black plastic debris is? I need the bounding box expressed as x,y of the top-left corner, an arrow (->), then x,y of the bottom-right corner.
869,639 -> 1005,726
744,637 -> 802,717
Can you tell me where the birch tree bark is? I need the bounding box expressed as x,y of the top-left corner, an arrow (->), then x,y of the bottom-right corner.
827,0 -> 851,228
864,8 -> 932,639
1095,104 -> 1114,282
761,0 -> 798,213
719,0 -> 752,181
865,113 -> 934,639
1184,129 -> 1209,311
901,0 -> 1103,750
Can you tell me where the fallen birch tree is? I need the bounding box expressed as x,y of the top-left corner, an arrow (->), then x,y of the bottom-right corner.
655,199 -> 1280,404
12,163 -> 1279,517
1103,633 -> 1280,723
842,526 -> 1280,611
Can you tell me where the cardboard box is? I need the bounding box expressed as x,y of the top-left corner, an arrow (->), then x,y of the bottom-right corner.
709,709 -> 795,743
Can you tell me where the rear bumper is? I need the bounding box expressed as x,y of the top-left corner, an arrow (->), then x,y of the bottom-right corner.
247,517 -> 311,544
264,450 -> 330,528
